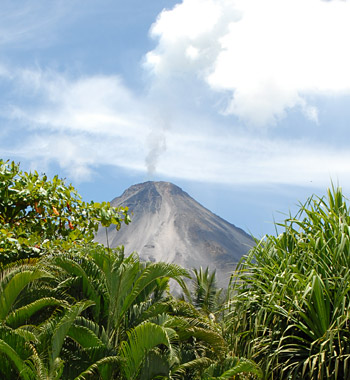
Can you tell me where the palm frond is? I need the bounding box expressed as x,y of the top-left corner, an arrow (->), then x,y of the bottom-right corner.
0,337 -> 34,380
51,300 -> 94,363
0,269 -> 53,321
5,297 -> 65,328
119,321 -> 175,380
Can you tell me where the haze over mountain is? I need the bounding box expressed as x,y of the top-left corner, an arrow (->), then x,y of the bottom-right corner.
95,181 -> 254,286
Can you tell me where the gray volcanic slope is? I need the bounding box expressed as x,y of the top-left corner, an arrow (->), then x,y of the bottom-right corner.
95,181 -> 254,286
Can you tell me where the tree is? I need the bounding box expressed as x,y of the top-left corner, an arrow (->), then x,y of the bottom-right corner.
0,259 -> 93,380
0,160 -> 130,265
47,246 -> 190,379
47,247 -> 238,379
181,267 -> 224,318
0,260 -> 54,379
227,187 -> 350,379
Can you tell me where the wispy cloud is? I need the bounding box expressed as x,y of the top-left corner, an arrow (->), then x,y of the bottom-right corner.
0,1 -> 75,48
1,68 -> 154,180
2,65 -> 349,187
10,69 -> 147,135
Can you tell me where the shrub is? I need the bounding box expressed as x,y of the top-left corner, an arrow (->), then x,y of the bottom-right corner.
228,187 -> 350,379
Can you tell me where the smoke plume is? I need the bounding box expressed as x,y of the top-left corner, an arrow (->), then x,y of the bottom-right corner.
145,129 -> 166,176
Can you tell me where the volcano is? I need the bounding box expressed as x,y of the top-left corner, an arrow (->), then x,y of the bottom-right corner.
95,181 -> 254,286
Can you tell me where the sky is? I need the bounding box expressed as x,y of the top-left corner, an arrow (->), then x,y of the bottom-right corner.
1,0 -> 350,238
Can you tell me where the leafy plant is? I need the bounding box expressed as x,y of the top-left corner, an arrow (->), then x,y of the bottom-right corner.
181,267 -> 224,318
0,159 -> 130,265
48,246 -> 191,379
228,186 -> 350,379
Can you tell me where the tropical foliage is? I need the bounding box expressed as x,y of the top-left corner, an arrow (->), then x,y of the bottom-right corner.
181,267 -> 224,317
0,159 -> 130,265
227,187 -> 350,379
0,160 -> 261,379
9,162 -> 350,379
0,247 -> 259,379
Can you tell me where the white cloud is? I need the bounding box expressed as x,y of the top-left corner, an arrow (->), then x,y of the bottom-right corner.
0,1 -> 74,48
145,0 -> 238,78
1,0 -> 350,188
9,69 -> 149,137
14,133 -> 146,182
3,65 -> 350,188
302,104 -> 319,124
152,130 -> 349,186
0,68 -> 148,180
146,0 -> 350,126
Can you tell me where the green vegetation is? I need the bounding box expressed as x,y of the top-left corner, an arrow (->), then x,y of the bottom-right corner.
228,187 -> 350,379
181,267 -> 224,317
1,160 -> 350,379
0,161 -> 259,379
0,159 -> 130,266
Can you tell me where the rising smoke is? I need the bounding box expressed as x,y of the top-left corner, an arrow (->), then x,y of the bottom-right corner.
145,129 -> 166,177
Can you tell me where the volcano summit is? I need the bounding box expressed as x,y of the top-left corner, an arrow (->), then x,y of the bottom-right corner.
95,181 -> 254,286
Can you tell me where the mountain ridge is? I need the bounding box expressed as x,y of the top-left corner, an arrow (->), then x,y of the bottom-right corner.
95,181 -> 254,286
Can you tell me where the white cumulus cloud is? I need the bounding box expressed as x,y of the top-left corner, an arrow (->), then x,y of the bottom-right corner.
146,0 -> 350,126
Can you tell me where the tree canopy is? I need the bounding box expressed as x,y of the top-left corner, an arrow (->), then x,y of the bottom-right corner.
0,160 -> 130,265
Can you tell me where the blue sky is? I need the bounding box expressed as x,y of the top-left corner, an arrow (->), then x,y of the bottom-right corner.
1,0 -> 350,238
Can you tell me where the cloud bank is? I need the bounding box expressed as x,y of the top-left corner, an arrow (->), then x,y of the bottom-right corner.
2,65 -> 349,187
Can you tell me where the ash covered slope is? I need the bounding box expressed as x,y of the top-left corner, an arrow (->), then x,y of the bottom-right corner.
95,181 -> 254,286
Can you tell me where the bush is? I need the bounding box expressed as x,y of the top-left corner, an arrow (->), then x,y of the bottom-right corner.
228,187 -> 350,379
0,159 -> 130,265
